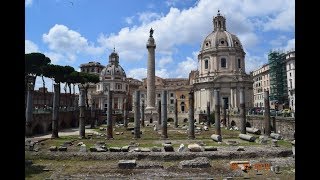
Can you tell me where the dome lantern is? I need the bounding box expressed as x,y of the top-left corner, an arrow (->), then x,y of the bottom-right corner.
213,10 -> 226,31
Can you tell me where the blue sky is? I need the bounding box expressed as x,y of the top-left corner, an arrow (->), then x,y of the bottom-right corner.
25,0 -> 295,92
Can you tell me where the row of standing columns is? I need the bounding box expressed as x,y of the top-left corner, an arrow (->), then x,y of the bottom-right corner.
131,88 -> 272,141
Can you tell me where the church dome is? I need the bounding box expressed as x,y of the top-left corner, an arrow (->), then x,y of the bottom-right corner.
100,49 -> 126,80
201,10 -> 243,51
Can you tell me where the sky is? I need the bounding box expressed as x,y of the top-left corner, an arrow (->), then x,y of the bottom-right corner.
25,0 -> 295,92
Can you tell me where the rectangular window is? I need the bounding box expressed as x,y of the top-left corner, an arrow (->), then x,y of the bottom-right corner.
221,58 -> 226,68
170,93 -> 174,97
238,59 -> 241,68
205,60 -> 209,69
170,99 -> 174,104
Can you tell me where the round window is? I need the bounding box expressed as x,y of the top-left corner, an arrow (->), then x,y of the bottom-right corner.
221,40 -> 224,44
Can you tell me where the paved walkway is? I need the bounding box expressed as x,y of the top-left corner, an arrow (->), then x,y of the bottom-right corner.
26,126 -> 98,141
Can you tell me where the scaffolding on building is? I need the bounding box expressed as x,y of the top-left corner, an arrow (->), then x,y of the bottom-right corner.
268,50 -> 288,108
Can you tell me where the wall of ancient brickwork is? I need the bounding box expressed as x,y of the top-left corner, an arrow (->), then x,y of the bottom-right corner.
229,115 -> 295,139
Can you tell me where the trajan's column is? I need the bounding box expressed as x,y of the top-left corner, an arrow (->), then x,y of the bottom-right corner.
145,28 -> 158,122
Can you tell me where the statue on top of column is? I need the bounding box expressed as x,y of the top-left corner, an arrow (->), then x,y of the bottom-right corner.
149,28 -> 154,37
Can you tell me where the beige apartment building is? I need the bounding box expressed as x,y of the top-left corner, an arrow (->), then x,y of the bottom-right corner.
252,64 -> 270,108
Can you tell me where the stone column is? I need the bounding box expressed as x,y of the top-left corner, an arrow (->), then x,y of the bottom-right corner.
234,88 -> 238,110
161,90 -> 168,139
188,90 -> 195,139
146,30 -> 156,110
25,83 -> 34,137
79,87 -> 86,138
141,101 -> 145,127
223,99 -> 227,127
230,88 -> 234,109
174,99 -> 178,128
134,90 -> 141,138
207,101 -> 211,126
239,87 -> 246,134
90,100 -> 95,129
107,89 -> 113,139
158,100 -> 161,125
214,88 -> 221,136
51,83 -> 60,138
123,98 -> 128,128
264,90 -> 271,136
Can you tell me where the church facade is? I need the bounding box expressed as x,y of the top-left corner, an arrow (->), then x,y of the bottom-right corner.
191,11 -> 254,121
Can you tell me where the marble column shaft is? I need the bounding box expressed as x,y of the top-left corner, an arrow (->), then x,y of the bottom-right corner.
188,90 -> 195,139
239,87 -> 246,134
264,90 -> 271,136
214,89 -> 221,136
161,90 -> 168,138
134,90 -> 141,138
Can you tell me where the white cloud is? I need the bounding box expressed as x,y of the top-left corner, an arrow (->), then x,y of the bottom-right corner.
138,12 -> 162,25
98,0 -> 294,65
174,52 -> 198,78
127,68 -> 147,80
25,0 -> 33,7
270,35 -> 287,47
245,53 -> 268,74
43,52 -> 64,64
25,40 -> 39,53
125,16 -> 134,25
156,68 -> 169,78
284,38 -> 295,52
263,0 -> 295,31
43,24 -> 105,63
158,56 -> 173,68
127,67 -> 170,79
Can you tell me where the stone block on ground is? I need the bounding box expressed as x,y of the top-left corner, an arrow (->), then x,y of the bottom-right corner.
118,160 -> 136,169
121,146 -> 129,152
211,134 -> 222,142
188,143 -> 202,152
179,157 -> 211,168
257,136 -> 269,144
115,132 -> 120,135
246,127 -> 261,135
204,146 -> 217,151
270,133 -> 282,140
151,146 -> 162,152
238,133 -> 256,142
58,146 -> 67,151
77,142 -> 84,146
237,146 -> 245,151
140,148 -> 151,152
109,147 -> 121,152
96,147 -> 107,152
79,144 -> 87,152
178,144 -> 185,152
204,126 -> 209,131
89,147 -> 97,152
163,144 -> 174,152
49,146 -> 57,151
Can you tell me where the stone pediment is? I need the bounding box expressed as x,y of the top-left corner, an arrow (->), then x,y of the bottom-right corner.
213,75 -> 238,83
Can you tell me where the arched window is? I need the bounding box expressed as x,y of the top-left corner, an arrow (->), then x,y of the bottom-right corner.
181,102 -> 185,113
221,58 -> 226,68
180,95 -> 185,99
204,59 -> 208,69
